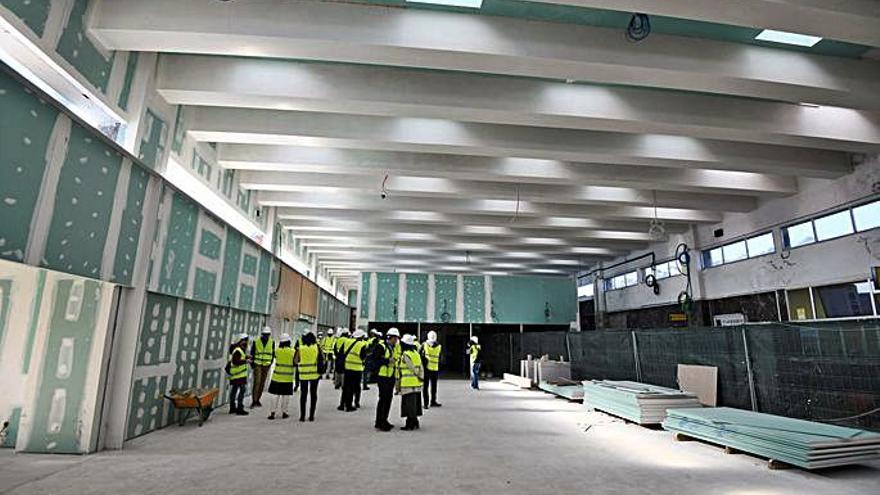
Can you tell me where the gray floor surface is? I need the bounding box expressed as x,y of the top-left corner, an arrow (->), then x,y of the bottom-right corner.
1,380 -> 878,494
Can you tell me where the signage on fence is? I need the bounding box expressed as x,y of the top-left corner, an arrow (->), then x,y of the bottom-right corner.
668,312 -> 688,327
714,313 -> 746,327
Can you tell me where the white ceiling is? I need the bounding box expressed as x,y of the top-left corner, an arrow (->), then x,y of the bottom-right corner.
88,0 -> 880,288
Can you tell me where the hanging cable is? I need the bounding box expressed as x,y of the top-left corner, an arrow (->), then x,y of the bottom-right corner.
380,173 -> 390,199
626,13 -> 651,42
675,243 -> 694,313
508,185 -> 520,224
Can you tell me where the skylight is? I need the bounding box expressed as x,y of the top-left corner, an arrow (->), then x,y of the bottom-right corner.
406,0 -> 483,8
755,29 -> 822,47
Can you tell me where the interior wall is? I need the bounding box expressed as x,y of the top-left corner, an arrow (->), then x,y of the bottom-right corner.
359,271 -> 577,326
0,259 -> 116,453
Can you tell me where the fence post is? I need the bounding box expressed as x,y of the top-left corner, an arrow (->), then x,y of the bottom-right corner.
741,327 -> 759,411
631,330 -> 642,382
565,331 -> 572,362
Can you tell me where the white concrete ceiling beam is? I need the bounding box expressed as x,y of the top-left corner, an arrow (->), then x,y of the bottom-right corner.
221,145 -> 798,197
159,55 -> 880,153
536,0 -> 880,48
189,108 -> 847,178
91,0 -> 880,109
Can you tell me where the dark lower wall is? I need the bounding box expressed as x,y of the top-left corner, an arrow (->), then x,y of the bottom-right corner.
601,291 -> 784,329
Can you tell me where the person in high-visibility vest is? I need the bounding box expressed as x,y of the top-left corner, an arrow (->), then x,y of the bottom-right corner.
267,334 -> 294,420
227,333 -> 250,415
421,330 -> 443,408
295,331 -> 324,422
372,327 -> 400,432
362,329 -> 382,391
249,326 -> 275,408
397,334 -> 424,430
321,328 -> 336,379
333,328 -> 350,391
338,329 -> 369,412
467,336 -> 482,390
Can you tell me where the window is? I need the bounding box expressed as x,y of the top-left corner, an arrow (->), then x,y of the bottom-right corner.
783,221 -> 815,248
577,284 -> 594,299
645,260 -> 681,280
624,271 -> 638,287
853,201 -> 880,232
605,270 -> 638,291
722,240 -> 748,263
746,232 -> 775,257
813,210 -> 854,241
814,282 -> 875,318
704,247 -> 723,268
787,288 -> 814,320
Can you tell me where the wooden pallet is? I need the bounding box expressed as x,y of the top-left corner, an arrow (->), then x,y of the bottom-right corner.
673,432 -> 793,470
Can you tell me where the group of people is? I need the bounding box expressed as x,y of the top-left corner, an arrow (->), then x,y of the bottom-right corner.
227,326 -> 484,431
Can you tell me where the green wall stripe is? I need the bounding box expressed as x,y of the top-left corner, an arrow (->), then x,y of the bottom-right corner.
117,52 -> 138,110
21,269 -> 46,373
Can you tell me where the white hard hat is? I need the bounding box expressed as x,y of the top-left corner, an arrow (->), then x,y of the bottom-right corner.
386,327 -> 400,337
237,333 -> 250,342
339,328 -> 350,335
327,328 -> 335,335
470,336 -> 479,344
371,329 -> 382,337
261,326 -> 271,334
427,330 -> 438,343
352,329 -> 366,339
280,333 -> 292,343
401,334 -> 416,345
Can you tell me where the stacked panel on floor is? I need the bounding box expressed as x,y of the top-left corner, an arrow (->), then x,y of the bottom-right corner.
583,380 -> 703,424
662,407 -> 880,469
538,380 -> 584,401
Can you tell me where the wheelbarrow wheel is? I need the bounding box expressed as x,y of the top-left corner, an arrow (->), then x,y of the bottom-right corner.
178,409 -> 191,426
199,405 -> 213,426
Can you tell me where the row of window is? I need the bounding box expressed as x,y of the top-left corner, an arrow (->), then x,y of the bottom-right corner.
605,270 -> 639,291
787,280 -> 879,320
702,232 -> 775,269
783,200 -> 880,249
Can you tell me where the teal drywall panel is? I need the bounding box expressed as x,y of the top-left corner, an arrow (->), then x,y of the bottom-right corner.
137,110 -> 167,170
1,407 -> 21,448
241,253 -> 257,276
492,275 -> 544,324
21,270 -> 46,372
375,272 -> 399,321
218,230 -> 243,307
1,0 -> 51,36
138,292 -> 177,366
117,52 -> 138,110
405,273 -> 428,322
25,278 -> 101,453
42,125 -> 123,278
111,166 -> 149,285
173,300 -> 205,390
239,284 -> 254,311
359,273 -> 370,318
254,251 -> 271,314
126,375 -> 168,440
55,0 -> 114,93
463,275 -> 485,323
192,268 -> 216,302
0,279 -> 10,347
348,289 -> 357,307
204,305 -> 229,360
157,193 -> 197,296
197,229 -> 221,260
434,274 -> 457,323
0,72 -> 59,262
541,276 -> 577,324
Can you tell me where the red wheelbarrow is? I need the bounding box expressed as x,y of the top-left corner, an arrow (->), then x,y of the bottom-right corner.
163,387 -> 220,427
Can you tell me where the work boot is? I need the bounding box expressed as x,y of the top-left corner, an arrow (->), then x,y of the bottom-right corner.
229,408 -> 236,415
308,415 -> 315,422
376,424 -> 393,432
282,413 -> 290,419
337,405 -> 345,411
431,402 -> 442,408
235,409 -> 249,416
268,412 -> 275,420
299,416 -> 305,422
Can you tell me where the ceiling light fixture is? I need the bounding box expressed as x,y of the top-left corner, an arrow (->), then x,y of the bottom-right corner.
406,0 -> 483,8
755,29 -> 822,47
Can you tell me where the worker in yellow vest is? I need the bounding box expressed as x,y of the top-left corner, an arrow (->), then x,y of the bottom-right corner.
321,328 -> 336,379
363,329 -> 382,391
467,336 -> 482,390
338,329 -> 369,412
372,327 -> 400,431
227,333 -> 250,416
421,330 -> 442,408
267,334 -> 294,420
249,326 -> 275,408
397,334 -> 424,430
295,331 -> 323,422
333,328 -> 350,391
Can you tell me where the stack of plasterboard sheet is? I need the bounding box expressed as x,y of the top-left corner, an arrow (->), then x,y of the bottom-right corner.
538,379 -> 584,401
502,373 -> 533,389
662,407 -> 880,469
534,360 -> 571,384
582,380 -> 703,424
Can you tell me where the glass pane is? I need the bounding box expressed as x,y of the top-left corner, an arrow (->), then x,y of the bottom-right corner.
785,221 -> 815,248
814,210 -> 854,241
853,201 -> 880,232
655,262 -> 670,279
787,288 -> 814,320
722,241 -> 747,263
669,261 -> 681,276
746,233 -> 775,257
577,284 -> 594,298
814,282 -> 874,318
624,271 -> 638,287
706,248 -> 723,267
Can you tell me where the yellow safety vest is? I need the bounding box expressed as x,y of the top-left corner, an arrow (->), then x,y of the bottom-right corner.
335,336 -> 350,354
377,341 -> 395,378
344,340 -> 367,371
398,350 -> 423,388
272,347 -> 295,384
253,337 -> 275,366
424,343 -> 442,372
469,344 -> 481,363
321,336 -> 336,354
297,344 -> 320,381
228,347 -> 248,381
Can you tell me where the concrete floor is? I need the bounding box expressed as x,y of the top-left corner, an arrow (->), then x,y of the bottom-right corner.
1,380 -> 878,495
